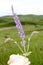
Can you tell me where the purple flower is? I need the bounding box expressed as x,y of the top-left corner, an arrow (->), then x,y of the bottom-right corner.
11,6 -> 26,45
21,40 -> 26,45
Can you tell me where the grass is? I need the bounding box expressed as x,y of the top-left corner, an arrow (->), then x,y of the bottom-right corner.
0,24 -> 43,65
0,15 -> 43,28
0,15 -> 43,65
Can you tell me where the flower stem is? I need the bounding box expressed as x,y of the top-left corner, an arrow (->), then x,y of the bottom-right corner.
14,42 -> 24,53
24,45 -> 26,53
27,40 -> 30,52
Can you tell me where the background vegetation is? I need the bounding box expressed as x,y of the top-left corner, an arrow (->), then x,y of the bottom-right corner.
0,15 -> 43,65
0,15 -> 43,28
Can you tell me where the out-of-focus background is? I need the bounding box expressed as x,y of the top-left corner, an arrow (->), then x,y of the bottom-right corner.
0,0 -> 43,65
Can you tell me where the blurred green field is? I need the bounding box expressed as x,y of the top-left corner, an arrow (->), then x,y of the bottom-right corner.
0,15 -> 43,65
0,15 -> 43,28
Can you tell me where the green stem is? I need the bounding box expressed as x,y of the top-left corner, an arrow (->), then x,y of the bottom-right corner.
14,42 -> 24,53
24,45 -> 26,53
27,40 -> 30,52
27,33 -> 34,52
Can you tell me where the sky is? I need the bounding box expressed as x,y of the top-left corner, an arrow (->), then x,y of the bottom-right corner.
0,0 -> 43,16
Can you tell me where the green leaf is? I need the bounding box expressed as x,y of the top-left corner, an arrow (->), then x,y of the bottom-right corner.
23,51 -> 32,57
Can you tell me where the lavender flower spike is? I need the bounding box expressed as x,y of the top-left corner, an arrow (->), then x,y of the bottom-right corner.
11,5 -> 26,45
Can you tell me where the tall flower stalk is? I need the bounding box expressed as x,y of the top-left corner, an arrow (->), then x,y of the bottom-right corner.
11,5 -> 26,53
11,5 -> 39,56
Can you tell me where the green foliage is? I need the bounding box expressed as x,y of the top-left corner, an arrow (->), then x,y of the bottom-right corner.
0,25 -> 43,65
0,15 -> 43,65
0,15 -> 43,28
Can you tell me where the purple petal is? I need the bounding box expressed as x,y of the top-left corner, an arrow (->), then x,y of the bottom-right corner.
12,6 -> 26,45
21,40 -> 26,45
